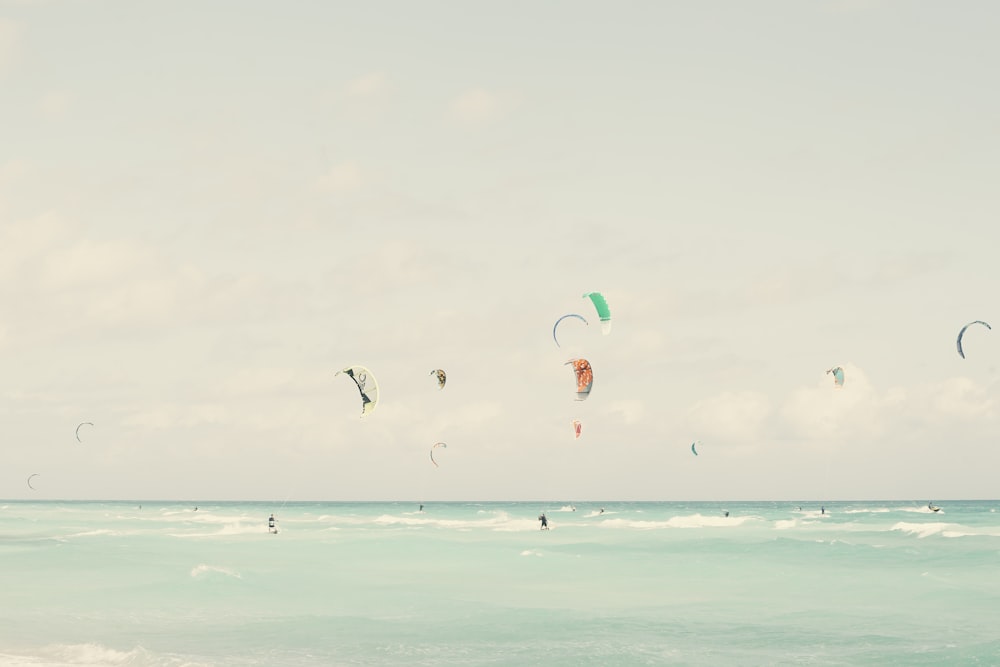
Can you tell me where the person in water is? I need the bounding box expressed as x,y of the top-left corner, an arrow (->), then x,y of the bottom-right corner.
419,504 -> 424,512
821,506 -> 825,515
723,510 -> 730,517
538,513 -> 549,530
268,513 -> 277,534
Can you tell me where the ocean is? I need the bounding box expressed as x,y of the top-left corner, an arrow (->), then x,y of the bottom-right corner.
1,500 -> 999,666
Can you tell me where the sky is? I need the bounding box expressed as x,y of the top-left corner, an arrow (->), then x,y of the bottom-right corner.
2,1 -> 999,501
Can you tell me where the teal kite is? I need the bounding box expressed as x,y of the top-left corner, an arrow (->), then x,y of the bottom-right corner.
583,292 -> 611,335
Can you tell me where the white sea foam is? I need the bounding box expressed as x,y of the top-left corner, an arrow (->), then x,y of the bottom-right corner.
843,508 -> 891,514
901,506 -> 945,514
371,511 -> 542,532
63,529 -> 121,538
600,513 -> 757,530
0,642 -> 213,667
891,521 -> 950,538
168,518 -> 272,537
190,564 -> 241,579
878,521 -> 1000,539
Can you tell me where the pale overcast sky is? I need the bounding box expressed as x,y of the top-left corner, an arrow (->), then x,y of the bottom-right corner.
2,1 -> 999,501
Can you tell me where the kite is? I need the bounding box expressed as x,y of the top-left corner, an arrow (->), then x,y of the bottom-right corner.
75,422 -> 93,443
572,419 -> 582,439
691,441 -> 700,456
957,321 -> 991,359
336,366 -> 379,417
565,358 -> 593,400
27,473 -> 39,490
552,314 -> 588,347
583,292 -> 612,335
827,366 -> 845,388
430,442 -> 447,467
430,369 -> 447,390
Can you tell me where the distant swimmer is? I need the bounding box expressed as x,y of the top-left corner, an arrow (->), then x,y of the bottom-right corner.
538,513 -> 549,530
268,513 -> 277,534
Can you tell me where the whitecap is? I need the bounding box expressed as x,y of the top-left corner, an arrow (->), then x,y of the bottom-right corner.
891,521 -> 948,538
190,564 -> 242,579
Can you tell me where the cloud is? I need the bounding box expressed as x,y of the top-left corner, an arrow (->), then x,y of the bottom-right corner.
688,390 -> 772,442
318,161 -> 364,192
449,88 -> 516,124
603,399 -> 645,425
121,402 -> 231,430
778,365 -> 889,440
776,365 -> 998,446
925,377 -> 997,422
0,159 -> 27,183
40,238 -> 154,291
346,72 -> 387,98
39,91 -> 73,119
0,211 -> 71,282
0,18 -> 20,75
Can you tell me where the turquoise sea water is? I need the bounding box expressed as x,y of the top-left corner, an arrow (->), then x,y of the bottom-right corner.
2,500 -> 999,666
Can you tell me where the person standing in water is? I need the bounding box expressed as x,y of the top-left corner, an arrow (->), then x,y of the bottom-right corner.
268,513 -> 277,534
538,513 -> 549,530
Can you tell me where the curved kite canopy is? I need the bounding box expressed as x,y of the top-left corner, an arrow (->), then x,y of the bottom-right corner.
583,292 -> 611,335
430,442 -> 447,467
691,441 -> 700,456
957,320 -> 991,359
430,369 -> 447,390
827,366 -> 845,388
572,419 -> 582,440
27,473 -> 39,490
552,314 -> 588,347
565,358 -> 593,400
336,365 -> 379,417
75,421 -> 93,442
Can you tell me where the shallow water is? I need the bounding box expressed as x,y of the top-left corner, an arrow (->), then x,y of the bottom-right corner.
2,500 -> 999,665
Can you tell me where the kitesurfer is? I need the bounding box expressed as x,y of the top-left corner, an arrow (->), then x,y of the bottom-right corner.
419,504 -> 424,512
724,510 -> 730,517
538,513 -> 549,530
268,513 -> 277,534
821,506 -> 825,515
599,508 -> 604,514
